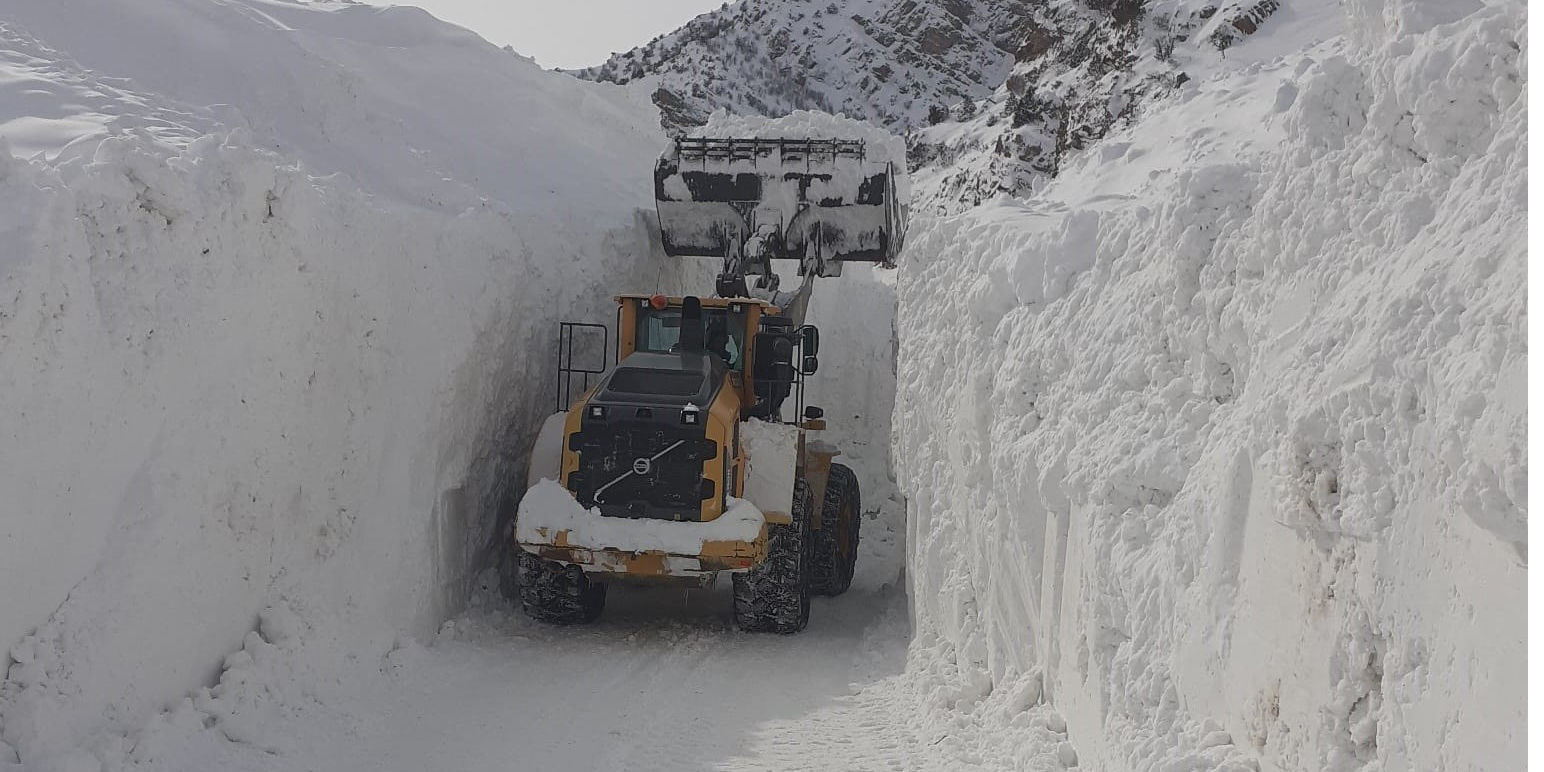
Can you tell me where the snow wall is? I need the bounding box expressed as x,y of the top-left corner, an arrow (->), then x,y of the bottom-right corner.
0,1 -> 710,762
894,1 -> 1526,770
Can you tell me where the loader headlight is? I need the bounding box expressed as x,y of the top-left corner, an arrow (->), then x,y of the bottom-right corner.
681,405 -> 700,425
588,405 -> 607,420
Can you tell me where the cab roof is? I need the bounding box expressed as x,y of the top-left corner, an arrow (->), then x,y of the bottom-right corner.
614,294 -> 780,311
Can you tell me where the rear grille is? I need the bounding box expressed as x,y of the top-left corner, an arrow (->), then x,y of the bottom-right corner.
566,421 -> 717,521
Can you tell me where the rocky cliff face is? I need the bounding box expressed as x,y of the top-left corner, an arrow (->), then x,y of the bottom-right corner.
578,0 -> 1283,211
575,0 -> 1036,132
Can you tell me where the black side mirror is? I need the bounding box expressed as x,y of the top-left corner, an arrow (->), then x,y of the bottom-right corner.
801,355 -> 819,375
799,325 -> 820,357
756,335 -> 795,383
804,406 -> 824,420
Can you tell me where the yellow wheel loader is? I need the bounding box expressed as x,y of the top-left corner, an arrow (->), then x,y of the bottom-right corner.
515,136 -> 905,633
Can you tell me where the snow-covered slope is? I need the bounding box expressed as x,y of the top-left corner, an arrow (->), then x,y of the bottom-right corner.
895,0 -> 1526,769
0,0 -> 707,764
907,0 -> 1318,211
576,0 -> 1033,131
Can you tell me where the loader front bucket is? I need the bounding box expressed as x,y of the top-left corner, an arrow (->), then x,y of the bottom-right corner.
654,137 -> 904,272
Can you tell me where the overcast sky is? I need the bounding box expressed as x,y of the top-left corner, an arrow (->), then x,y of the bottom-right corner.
369,0 -> 727,70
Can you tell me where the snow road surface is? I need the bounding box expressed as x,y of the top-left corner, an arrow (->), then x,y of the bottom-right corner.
86,501 -> 1067,772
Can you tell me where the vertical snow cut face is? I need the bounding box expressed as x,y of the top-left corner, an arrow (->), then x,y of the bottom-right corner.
0,0 -> 711,765
894,1 -> 1525,770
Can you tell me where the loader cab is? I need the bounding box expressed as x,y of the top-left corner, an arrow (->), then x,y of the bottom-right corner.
612,294 -> 816,423
617,294 -> 766,377
629,299 -> 750,371
554,294 -> 817,423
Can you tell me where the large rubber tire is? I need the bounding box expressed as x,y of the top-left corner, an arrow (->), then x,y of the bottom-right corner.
732,479 -> 813,633
810,463 -> 861,597
518,552 -> 607,625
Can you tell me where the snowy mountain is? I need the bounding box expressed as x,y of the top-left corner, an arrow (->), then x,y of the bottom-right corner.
909,0 -> 1299,210
576,0 -> 1033,131
577,0 -> 1306,211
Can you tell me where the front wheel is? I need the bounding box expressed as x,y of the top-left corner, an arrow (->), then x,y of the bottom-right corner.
811,463 -> 861,596
732,480 -> 813,633
518,552 -> 607,625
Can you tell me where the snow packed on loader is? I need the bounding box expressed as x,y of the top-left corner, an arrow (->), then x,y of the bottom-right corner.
514,133 -> 904,633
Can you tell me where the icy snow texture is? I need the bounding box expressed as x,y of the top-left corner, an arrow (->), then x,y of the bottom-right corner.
895,1 -> 1525,770
0,0 -> 711,765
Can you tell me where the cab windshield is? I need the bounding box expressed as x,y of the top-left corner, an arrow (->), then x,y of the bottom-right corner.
635,305 -> 747,371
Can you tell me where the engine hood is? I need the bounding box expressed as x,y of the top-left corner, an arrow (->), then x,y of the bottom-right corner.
592,351 -> 726,408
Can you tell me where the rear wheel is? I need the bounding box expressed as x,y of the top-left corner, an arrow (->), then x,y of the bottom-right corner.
518,552 -> 607,625
732,480 -> 813,633
811,463 -> 861,596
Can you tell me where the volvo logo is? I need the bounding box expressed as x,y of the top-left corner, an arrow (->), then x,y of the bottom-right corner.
632,457 -> 652,475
